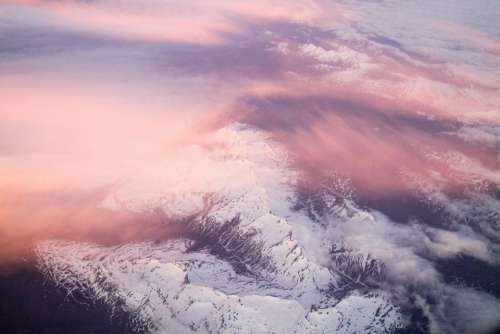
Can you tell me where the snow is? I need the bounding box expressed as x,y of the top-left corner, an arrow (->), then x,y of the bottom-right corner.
35,123 -> 403,333
36,239 -> 402,334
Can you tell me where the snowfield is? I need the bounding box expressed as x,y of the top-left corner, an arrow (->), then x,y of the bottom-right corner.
35,124 -> 403,333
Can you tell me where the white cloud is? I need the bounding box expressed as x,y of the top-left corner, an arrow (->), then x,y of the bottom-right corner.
299,43 -> 361,68
453,125 -> 500,148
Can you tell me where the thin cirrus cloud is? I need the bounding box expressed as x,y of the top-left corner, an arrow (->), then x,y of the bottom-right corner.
2,0 -> 500,259
0,74 -> 216,261
235,71 -> 500,198
2,0 -> 349,45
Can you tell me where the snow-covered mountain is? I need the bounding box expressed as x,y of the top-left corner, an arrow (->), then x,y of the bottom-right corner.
35,123 -> 403,333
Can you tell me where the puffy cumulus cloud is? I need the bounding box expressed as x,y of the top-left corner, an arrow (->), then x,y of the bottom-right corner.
327,210 -> 495,283
404,180 -> 500,253
422,226 -> 493,263
421,286 -> 500,334
294,168 -> 499,332
299,43 -> 363,69
320,203 -> 500,333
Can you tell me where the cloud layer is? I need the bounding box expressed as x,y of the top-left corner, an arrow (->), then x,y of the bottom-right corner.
1,1 -> 500,333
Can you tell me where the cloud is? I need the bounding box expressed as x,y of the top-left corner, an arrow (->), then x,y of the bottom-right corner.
2,0 -> 339,45
1,1 -> 500,333
318,202 -> 500,333
0,71 -> 223,262
452,125 -> 500,148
